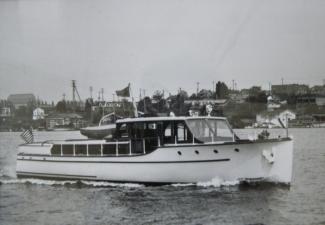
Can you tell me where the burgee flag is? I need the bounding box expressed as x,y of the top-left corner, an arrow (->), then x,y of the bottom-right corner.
116,84 -> 130,97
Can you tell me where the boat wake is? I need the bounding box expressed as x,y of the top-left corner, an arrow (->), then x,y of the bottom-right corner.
171,177 -> 240,188
0,177 -> 241,188
197,178 -> 240,187
0,176 -> 286,189
0,178 -> 143,188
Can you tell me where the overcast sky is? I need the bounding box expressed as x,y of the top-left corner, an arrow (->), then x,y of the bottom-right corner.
1,0 -> 325,102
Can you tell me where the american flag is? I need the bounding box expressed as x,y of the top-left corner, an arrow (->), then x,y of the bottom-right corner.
20,129 -> 34,144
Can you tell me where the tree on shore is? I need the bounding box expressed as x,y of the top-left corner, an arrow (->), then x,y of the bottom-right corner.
169,91 -> 190,116
216,81 -> 229,99
56,100 -> 67,113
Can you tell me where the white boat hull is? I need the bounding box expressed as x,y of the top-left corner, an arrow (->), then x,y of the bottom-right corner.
16,139 -> 293,184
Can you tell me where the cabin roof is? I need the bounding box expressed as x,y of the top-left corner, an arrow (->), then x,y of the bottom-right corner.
116,116 -> 227,124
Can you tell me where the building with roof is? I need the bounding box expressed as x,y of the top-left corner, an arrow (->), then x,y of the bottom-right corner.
184,99 -> 228,107
271,84 -> 309,96
7,93 -> 36,109
45,113 -> 84,129
256,109 -> 296,128
33,107 -> 45,120
0,107 -> 11,119
296,94 -> 325,106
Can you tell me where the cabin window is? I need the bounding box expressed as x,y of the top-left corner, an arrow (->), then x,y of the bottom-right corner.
186,119 -> 213,143
118,124 -> 129,139
186,119 -> 233,143
164,123 -> 172,137
102,144 -> 116,155
177,122 -> 189,142
148,123 -> 156,130
163,122 -> 174,144
145,123 -> 157,138
131,123 -> 145,139
215,120 -> 233,141
51,144 -> 61,155
88,144 -> 101,155
75,144 -> 87,155
62,145 -> 73,155
118,143 -> 129,155
162,121 -> 191,144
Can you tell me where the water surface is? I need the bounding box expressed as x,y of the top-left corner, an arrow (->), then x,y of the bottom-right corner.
1,129 -> 325,225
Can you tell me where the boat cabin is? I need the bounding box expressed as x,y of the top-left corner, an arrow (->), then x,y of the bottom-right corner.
47,117 -> 235,157
113,117 -> 235,154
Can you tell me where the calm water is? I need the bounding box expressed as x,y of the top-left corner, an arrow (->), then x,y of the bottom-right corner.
0,129 -> 325,225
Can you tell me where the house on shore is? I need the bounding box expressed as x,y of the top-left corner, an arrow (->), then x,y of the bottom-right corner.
0,107 -> 11,119
33,108 -> 45,120
184,99 -> 228,116
45,113 -> 84,129
256,109 -> 296,128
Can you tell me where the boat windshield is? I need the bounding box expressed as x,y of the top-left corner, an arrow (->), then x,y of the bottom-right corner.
185,118 -> 234,143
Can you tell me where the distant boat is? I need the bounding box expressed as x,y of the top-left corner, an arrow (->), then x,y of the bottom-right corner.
80,113 -> 122,139
16,116 -> 293,184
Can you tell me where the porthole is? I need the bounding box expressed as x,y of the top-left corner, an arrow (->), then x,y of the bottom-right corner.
177,151 -> 182,155
213,149 -> 218,154
234,148 -> 240,152
195,150 -> 199,155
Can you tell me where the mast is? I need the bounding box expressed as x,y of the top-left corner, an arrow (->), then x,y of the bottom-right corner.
129,83 -> 138,117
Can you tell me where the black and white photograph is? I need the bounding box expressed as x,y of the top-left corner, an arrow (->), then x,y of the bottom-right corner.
0,0 -> 325,224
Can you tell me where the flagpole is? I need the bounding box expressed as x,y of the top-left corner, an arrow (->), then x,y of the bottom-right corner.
112,94 -> 116,114
129,83 -> 138,117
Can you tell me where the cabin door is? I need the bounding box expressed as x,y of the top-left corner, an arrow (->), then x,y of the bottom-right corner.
131,139 -> 144,154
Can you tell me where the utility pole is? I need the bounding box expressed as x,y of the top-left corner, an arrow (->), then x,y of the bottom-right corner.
101,88 -> 104,101
71,80 -> 82,111
72,80 -> 76,103
112,94 -> 116,114
142,89 -> 146,113
232,79 -> 235,91
71,80 -> 81,101
89,86 -> 93,99
269,82 -> 272,95
196,82 -> 200,96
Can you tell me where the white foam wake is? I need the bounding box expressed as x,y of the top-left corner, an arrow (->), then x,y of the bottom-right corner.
171,177 -> 240,188
0,178 -> 143,188
81,180 -> 143,188
197,177 -> 239,187
0,178 -> 77,186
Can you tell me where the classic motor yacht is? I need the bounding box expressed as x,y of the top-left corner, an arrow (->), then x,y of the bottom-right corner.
16,116 -> 293,184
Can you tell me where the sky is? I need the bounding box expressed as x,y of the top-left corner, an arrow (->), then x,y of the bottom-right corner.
1,0 -> 325,102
